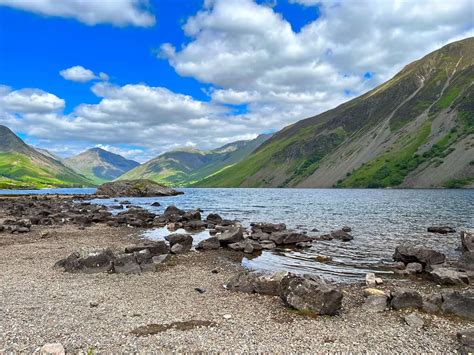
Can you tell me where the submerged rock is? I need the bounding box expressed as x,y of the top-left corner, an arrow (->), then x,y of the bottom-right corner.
96,179 -> 183,197
427,226 -> 455,234
280,273 -> 343,316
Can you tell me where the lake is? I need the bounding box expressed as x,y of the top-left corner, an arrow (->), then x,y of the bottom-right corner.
2,187 -> 473,282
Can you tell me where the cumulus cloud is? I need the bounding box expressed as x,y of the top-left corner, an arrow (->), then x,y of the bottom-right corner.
0,86 -> 65,113
0,0 -> 155,27
59,66 -> 106,83
161,0 -> 473,129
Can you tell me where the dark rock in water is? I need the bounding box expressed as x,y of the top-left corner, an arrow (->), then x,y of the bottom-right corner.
250,231 -> 271,241
165,233 -> 193,248
55,249 -> 115,273
341,226 -> 352,232
96,179 -> 183,197
217,227 -> 244,245
269,231 -> 312,245
461,230 -> 474,252
457,327 -> 474,355
151,202 -> 161,207
196,237 -> 220,250
427,226 -> 455,234
280,273 -> 343,316
441,290 -> 474,321
429,268 -> 469,286
260,240 -> 277,250
124,241 -> 169,256
120,200 -> 131,205
226,272 -> 286,296
393,245 -> 446,268
183,209 -> 201,221
113,253 -> 141,274
390,288 -> 423,310
206,213 -> 223,224
251,222 -> 286,234
330,229 -> 353,241
164,205 -> 185,216
184,220 -> 207,231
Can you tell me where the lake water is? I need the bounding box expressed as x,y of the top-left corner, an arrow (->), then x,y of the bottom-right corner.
2,187 -> 473,282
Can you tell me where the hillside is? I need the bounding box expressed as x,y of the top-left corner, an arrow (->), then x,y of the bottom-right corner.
195,37 -> 474,188
119,134 -> 271,186
0,125 -> 93,189
65,148 -> 139,184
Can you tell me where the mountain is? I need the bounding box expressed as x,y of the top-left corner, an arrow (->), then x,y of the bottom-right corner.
119,134 -> 272,186
65,148 -> 140,184
195,38 -> 474,189
0,125 -> 93,189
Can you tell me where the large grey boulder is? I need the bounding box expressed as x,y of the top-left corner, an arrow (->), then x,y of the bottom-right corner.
217,227 -> 244,245
280,273 -> 343,316
251,222 -> 286,234
393,245 -> 446,268
226,272 -> 286,296
390,288 -> 423,310
97,179 -> 183,197
196,236 -> 221,250
55,249 -> 115,273
165,233 -> 193,248
124,241 -> 169,256
461,230 -> 474,252
113,253 -> 141,274
429,268 -> 469,286
441,290 -> 474,321
270,231 -> 312,245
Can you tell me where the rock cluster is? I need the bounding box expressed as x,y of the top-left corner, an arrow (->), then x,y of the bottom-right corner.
55,240 -> 175,274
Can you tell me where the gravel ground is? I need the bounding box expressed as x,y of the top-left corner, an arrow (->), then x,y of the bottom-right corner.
0,222 -> 471,353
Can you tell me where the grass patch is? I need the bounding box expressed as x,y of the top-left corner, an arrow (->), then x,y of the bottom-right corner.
443,178 -> 473,188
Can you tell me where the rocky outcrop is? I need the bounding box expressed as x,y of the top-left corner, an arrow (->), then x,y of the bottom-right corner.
393,245 -> 446,269
280,273 -> 343,316
96,179 -> 183,197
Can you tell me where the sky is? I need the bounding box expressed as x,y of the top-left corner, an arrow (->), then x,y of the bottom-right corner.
0,0 -> 472,162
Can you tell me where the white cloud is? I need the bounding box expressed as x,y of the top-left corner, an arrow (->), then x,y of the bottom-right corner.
0,86 -> 65,113
59,66 -> 104,83
161,0 -> 473,131
0,0 -> 155,27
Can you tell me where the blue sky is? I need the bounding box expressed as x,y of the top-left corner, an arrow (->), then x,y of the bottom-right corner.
0,0 -> 472,162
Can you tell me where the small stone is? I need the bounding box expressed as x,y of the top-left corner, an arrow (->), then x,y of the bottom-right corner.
363,288 -> 387,297
403,313 -> 424,328
89,301 -> 99,308
40,231 -> 50,238
40,343 -> 65,355
365,273 -> 376,286
195,287 -> 206,294
223,314 -> 232,320
406,262 -> 423,274
375,277 -> 383,285
211,269 -> 219,274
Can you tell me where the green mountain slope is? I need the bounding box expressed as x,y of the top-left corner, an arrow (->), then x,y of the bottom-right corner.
195,37 -> 474,188
119,134 -> 271,186
0,125 -> 93,189
65,148 -> 139,184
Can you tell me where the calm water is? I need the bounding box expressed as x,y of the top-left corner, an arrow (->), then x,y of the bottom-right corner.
3,187 -> 473,282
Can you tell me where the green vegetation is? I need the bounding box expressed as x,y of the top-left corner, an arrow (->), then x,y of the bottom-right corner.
443,177 -> 473,188
338,122 -> 432,187
0,152 -> 91,189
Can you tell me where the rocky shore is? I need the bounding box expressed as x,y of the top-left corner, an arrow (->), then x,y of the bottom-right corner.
0,194 -> 472,353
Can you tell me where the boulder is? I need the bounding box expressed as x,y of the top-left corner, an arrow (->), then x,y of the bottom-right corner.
458,251 -> 474,271
269,231 -> 312,245
404,313 -> 424,328
441,290 -> 474,320
422,293 -> 442,314
217,227 -> 244,245
55,249 -> 115,273
405,262 -> 423,274
457,328 -> 474,355
206,213 -> 223,224
226,272 -> 286,296
184,220 -> 207,231
280,273 -> 343,316
165,233 -> 193,247
250,231 -> 271,241
96,179 -> 183,197
393,245 -> 446,268
124,241 -> 169,256
429,268 -> 469,286
330,229 -> 353,241
196,236 -> 221,250
151,202 -> 161,207
260,240 -> 277,250
171,243 -> 191,254
427,226 -> 455,234
113,253 -> 141,274
364,295 -> 388,312
183,209 -> 201,221
461,230 -> 474,252
251,222 -> 286,234
390,288 -> 423,310
341,226 -> 352,232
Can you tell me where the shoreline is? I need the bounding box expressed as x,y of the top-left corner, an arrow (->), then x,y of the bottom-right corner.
0,194 -> 472,352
